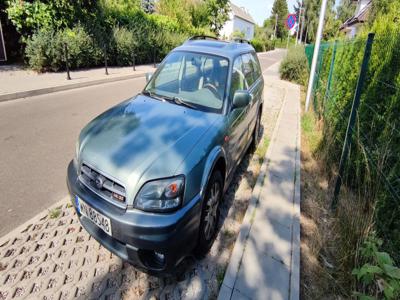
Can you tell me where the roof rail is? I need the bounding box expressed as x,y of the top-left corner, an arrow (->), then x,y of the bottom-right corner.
232,38 -> 251,44
188,35 -> 219,41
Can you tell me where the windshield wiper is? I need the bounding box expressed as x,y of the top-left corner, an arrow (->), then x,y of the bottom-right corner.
142,91 -> 196,109
168,96 -> 197,109
141,90 -> 165,102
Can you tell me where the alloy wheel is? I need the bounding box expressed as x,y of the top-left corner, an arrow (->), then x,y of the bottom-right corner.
204,181 -> 220,240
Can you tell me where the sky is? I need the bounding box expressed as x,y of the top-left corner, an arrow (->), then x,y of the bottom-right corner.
231,0 -> 342,26
231,0 -> 298,26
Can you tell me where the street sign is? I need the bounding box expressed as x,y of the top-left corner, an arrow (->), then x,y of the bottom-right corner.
0,20 -> 6,62
286,14 -> 297,30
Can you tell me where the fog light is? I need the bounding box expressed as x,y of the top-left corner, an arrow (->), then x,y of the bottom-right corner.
154,251 -> 165,262
138,249 -> 166,269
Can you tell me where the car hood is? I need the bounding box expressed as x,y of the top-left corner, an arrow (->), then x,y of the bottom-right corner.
78,94 -> 220,203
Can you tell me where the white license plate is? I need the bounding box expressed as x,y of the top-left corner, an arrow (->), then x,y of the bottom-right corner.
77,197 -> 112,236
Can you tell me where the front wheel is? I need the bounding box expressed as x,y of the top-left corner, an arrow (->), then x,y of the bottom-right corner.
194,171 -> 223,257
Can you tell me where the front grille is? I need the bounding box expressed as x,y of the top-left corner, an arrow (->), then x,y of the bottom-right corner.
79,163 -> 126,204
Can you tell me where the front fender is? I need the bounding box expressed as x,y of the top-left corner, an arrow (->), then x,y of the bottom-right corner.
200,146 -> 226,197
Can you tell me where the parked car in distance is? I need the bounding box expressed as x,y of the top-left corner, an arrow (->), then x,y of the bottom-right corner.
67,36 -> 264,275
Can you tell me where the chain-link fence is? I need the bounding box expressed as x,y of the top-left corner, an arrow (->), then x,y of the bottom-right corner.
305,31 -> 400,263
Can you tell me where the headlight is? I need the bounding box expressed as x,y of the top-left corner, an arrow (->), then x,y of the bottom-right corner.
134,176 -> 184,212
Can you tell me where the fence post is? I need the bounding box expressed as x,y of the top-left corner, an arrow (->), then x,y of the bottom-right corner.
132,52 -> 136,71
153,47 -> 156,68
324,40 -> 338,103
331,33 -> 375,209
104,45 -> 109,75
64,43 -> 71,80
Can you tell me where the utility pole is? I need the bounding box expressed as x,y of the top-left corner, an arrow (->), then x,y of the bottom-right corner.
286,30 -> 290,49
304,24 -> 309,44
274,14 -> 278,39
295,1 -> 303,45
305,0 -> 329,111
300,8 -> 306,44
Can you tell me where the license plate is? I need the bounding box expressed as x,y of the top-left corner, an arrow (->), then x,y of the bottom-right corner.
77,197 -> 112,236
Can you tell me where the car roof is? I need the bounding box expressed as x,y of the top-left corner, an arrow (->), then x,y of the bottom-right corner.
173,39 -> 255,60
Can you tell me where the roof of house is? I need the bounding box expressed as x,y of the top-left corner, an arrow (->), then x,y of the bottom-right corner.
230,3 -> 255,24
340,0 -> 372,30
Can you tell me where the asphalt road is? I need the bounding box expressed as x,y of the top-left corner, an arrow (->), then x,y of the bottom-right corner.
0,50 -> 286,237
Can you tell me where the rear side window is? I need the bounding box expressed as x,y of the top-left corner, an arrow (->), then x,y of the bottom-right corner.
250,53 -> 262,79
241,53 -> 255,87
230,56 -> 247,100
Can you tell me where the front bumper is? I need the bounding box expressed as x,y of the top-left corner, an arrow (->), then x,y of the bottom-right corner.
66,161 -> 202,275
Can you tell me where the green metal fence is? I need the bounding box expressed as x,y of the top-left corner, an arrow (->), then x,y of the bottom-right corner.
306,32 -> 400,263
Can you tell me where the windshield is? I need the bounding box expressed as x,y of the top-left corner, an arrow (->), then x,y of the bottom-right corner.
144,51 -> 229,113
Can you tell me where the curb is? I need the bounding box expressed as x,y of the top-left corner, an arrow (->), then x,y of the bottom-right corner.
0,196 -> 69,245
289,87 -> 301,300
0,72 -> 147,103
218,71 -> 288,299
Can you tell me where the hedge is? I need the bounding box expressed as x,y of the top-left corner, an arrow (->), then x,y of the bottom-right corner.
23,5 -> 213,72
279,45 -> 309,85
250,38 -> 275,52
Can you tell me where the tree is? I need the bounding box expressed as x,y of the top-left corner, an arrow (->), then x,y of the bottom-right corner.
156,0 -> 193,27
336,0 -> 356,23
368,0 -> 396,25
190,0 -> 209,28
255,24 -> 273,41
232,29 -> 245,39
299,0 -> 337,43
270,0 -> 288,39
205,0 -> 230,36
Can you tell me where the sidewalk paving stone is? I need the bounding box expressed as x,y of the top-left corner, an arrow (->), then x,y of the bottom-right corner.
218,62 -> 301,300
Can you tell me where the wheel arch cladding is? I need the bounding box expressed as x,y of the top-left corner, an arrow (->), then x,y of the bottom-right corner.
200,146 -> 226,198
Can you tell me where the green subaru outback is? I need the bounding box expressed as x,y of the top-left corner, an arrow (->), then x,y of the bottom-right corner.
67,36 -> 264,275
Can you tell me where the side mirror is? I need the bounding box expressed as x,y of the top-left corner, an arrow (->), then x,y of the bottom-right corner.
145,72 -> 153,83
232,90 -> 251,109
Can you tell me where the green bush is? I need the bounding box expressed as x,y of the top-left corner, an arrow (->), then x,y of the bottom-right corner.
25,26 -> 101,72
24,22 -> 190,72
63,27 -> 102,69
264,40 -> 275,51
279,46 -> 309,85
352,236 -> 400,299
251,38 -> 275,53
250,38 -> 264,52
112,26 -> 135,66
7,0 -> 219,71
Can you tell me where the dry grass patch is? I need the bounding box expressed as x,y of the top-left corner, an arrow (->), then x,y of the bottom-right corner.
299,89 -> 376,298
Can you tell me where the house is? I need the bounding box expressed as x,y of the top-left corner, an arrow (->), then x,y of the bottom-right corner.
340,0 -> 372,38
220,2 -> 255,41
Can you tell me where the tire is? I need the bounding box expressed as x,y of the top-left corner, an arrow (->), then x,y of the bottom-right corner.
194,170 -> 223,258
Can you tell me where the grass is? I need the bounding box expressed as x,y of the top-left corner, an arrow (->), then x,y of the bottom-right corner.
48,207 -> 62,219
255,136 -> 270,163
299,89 -> 376,298
222,228 -> 235,240
216,265 -> 227,288
302,111 -> 321,153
